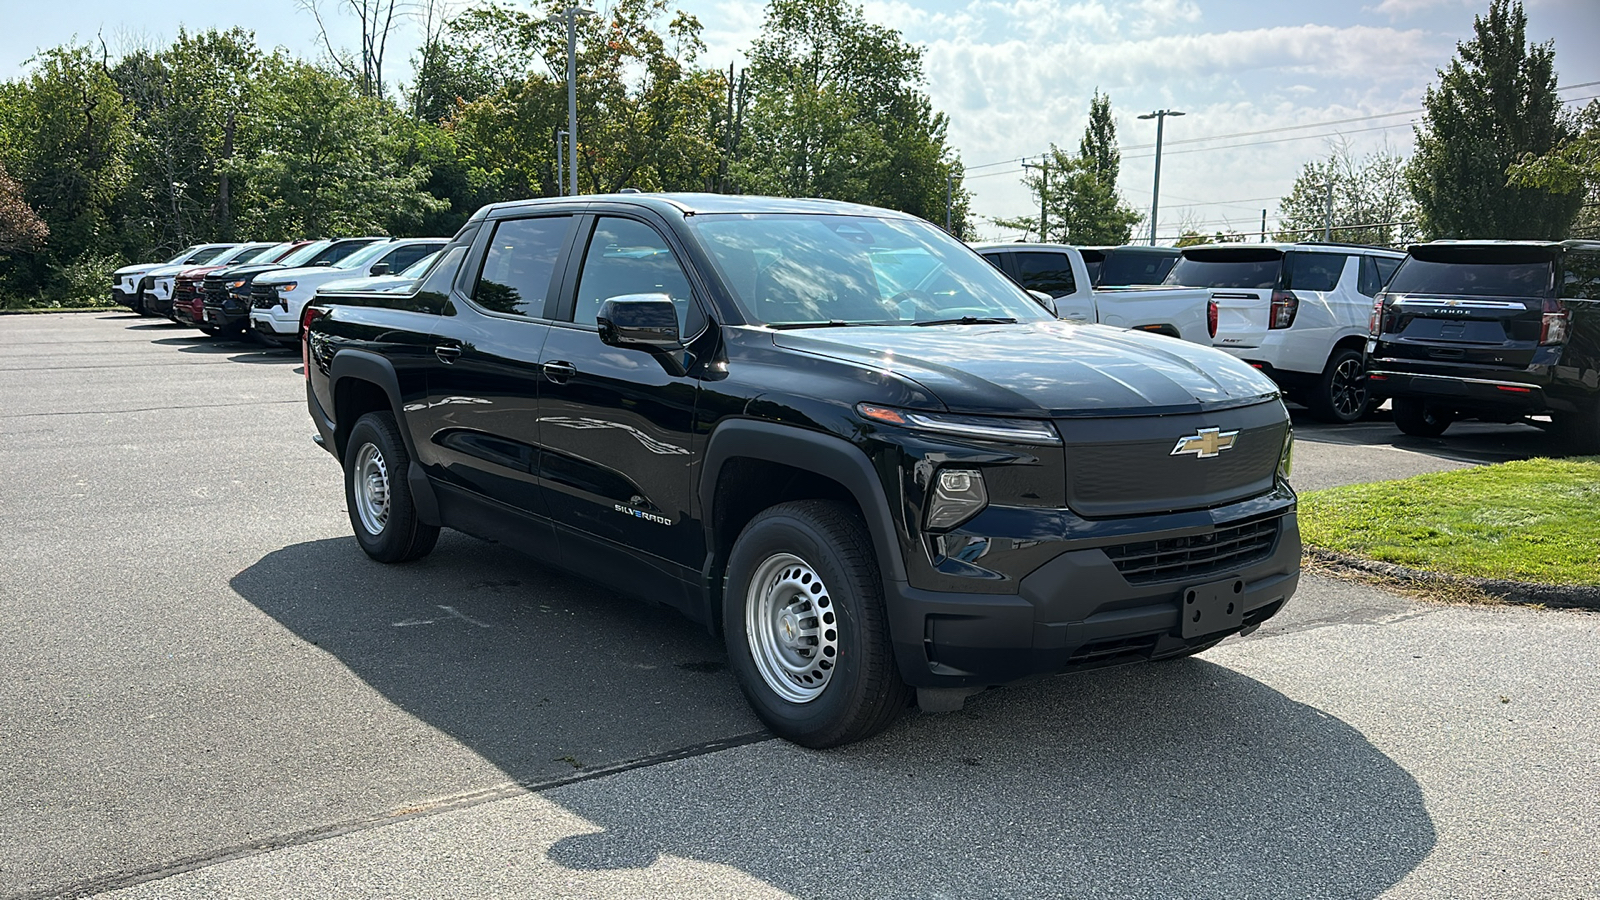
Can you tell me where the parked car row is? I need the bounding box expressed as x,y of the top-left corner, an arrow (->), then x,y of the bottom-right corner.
111,236 -> 450,343
984,237 -> 1599,453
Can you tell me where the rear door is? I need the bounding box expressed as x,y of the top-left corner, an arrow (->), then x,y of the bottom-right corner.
1165,247 -> 1282,348
1379,245 -> 1557,370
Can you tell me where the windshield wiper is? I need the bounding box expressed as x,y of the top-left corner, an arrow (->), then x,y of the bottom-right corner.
911,316 -> 1018,327
769,320 -> 895,330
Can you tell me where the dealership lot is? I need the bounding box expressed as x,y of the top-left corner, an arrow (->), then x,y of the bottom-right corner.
2,313 -> 1596,899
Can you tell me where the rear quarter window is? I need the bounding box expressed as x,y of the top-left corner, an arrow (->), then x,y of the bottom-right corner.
1282,252 -> 1349,293
1561,251 -> 1600,301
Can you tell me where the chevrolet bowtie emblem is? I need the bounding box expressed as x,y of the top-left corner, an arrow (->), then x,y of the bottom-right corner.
1171,427 -> 1239,459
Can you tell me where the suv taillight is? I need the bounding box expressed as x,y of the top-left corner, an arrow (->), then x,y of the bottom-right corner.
1206,298 -> 1218,339
1369,293 -> 1386,336
1269,290 -> 1298,330
301,306 -> 328,377
1540,299 -> 1569,345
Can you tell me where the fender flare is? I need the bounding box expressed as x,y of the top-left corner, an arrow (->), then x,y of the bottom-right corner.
328,349 -> 441,527
699,419 -> 908,585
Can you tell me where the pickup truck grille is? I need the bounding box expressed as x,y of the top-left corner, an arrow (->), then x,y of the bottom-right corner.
1103,516 -> 1279,585
251,284 -> 279,309
203,275 -> 229,309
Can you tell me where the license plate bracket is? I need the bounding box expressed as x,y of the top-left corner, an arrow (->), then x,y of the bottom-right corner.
1180,577 -> 1246,638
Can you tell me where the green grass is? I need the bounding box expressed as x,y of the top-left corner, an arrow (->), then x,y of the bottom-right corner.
1300,457 -> 1600,587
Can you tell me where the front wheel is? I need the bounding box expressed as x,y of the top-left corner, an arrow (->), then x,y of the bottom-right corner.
344,411 -> 439,563
1306,347 -> 1372,424
724,500 -> 910,748
1393,396 -> 1453,437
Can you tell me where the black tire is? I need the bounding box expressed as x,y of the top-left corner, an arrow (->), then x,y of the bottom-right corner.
1305,347 -> 1372,424
1553,397 -> 1600,456
1393,396 -> 1453,437
344,411 -> 439,563
723,500 -> 910,748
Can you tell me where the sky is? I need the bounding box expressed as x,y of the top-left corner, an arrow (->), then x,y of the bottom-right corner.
4,0 -> 1598,242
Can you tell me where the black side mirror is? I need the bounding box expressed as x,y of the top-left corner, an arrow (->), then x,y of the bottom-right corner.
369,262 -> 391,276
597,294 -> 682,351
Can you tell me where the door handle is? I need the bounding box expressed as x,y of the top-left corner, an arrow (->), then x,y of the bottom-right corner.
434,344 -> 461,363
542,360 -> 578,384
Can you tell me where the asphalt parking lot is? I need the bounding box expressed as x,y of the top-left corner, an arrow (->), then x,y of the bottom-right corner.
2,312 -> 1596,899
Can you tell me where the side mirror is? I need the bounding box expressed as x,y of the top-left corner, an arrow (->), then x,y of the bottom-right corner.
369,262 -> 391,276
1029,289 -> 1058,316
597,294 -> 681,352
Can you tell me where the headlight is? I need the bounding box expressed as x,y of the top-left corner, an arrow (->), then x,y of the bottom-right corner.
926,468 -> 988,531
279,282 -> 298,292
1278,427 -> 1294,480
856,403 -> 1060,446
227,280 -> 246,289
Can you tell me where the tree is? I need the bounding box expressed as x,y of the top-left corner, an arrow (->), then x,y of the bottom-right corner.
1508,100 -> 1600,238
1175,229 -> 1243,248
1405,0 -> 1581,239
993,91 -> 1141,244
0,163 -> 48,252
735,0 -> 968,230
299,0 -> 405,99
1276,143 -> 1417,245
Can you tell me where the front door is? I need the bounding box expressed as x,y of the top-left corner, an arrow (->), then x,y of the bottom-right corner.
535,215 -> 705,585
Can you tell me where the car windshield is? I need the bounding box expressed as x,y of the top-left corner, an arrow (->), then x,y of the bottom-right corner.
399,251 -> 441,278
250,242 -> 297,263
186,246 -> 234,265
278,240 -> 332,267
214,244 -> 272,264
1388,249 -> 1554,298
165,245 -> 202,264
334,241 -> 393,271
687,214 -> 1052,327
1165,249 -> 1284,289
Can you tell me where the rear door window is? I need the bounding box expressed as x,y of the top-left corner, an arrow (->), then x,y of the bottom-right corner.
1013,251 -> 1077,298
1165,249 -> 1283,289
1388,248 -> 1555,298
1374,256 -> 1401,286
1283,252 -> 1349,293
474,216 -> 574,318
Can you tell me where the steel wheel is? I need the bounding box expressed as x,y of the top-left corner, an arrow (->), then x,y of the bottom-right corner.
352,442 -> 391,536
745,552 -> 840,704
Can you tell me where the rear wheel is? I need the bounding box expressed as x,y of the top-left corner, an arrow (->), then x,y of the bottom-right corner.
1306,347 -> 1372,424
344,411 -> 439,563
1553,397 -> 1600,456
724,500 -> 910,748
1393,396 -> 1453,437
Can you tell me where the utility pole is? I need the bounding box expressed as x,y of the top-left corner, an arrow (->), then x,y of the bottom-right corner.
945,172 -> 953,233
1022,158 -> 1050,241
1138,108 -> 1185,245
555,128 -> 568,196
1323,177 -> 1334,241
1260,209 -> 1267,243
555,6 -> 597,197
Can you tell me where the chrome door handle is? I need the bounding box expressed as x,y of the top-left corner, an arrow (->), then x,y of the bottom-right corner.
542,360 -> 578,383
434,345 -> 461,363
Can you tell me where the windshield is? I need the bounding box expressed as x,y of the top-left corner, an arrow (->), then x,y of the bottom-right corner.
278,240 -> 332,267
400,250 -> 441,278
1165,249 -> 1284,289
1388,250 -> 1554,298
687,214 -> 1051,326
215,244 -> 273,264
1098,250 -> 1179,287
166,245 -> 203,264
334,241 -> 393,271
186,246 -> 234,266
252,242 -> 298,263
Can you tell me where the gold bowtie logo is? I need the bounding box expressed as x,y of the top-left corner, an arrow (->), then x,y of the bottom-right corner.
1171,427 -> 1239,459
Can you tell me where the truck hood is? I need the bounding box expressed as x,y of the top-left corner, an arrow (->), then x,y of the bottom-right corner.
256,265 -> 342,285
771,320 -> 1279,417
114,263 -> 165,278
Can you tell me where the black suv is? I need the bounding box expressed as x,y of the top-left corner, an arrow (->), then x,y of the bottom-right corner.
303,194 -> 1301,747
1367,240 -> 1600,452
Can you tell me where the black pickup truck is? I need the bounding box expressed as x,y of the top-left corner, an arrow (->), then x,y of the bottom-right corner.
303,194 -> 1301,747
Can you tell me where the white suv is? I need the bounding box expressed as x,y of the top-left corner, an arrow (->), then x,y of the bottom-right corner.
1164,242 -> 1404,423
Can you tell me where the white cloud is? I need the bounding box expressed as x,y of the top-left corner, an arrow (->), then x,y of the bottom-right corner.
1364,0 -> 1476,19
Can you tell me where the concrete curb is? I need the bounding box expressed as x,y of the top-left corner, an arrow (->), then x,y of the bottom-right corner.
0,307 -> 124,315
1306,547 -> 1600,611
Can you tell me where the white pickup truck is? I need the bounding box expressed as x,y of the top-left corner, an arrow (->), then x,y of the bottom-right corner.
972,242 -> 1213,344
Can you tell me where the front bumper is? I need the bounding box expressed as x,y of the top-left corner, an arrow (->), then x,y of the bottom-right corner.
251,315 -> 298,346
886,495 -> 1300,688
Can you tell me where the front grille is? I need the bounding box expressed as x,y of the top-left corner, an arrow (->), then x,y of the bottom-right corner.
251,284 -> 278,309
1103,516 -> 1279,585
175,280 -> 199,304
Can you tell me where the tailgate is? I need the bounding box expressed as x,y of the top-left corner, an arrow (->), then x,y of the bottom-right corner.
1210,289 -> 1270,349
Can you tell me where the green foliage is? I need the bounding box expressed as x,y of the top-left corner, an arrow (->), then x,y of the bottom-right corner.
1276,144 -> 1417,246
992,91 -> 1141,244
1507,100 -> 1600,238
0,163 -> 48,252
735,0 -> 968,232
1301,457 -> 1600,586
1406,0 -> 1582,239
1175,229 -> 1244,248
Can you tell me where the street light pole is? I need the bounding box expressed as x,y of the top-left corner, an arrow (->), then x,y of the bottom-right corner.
558,6 -> 597,197
1137,108 -> 1184,245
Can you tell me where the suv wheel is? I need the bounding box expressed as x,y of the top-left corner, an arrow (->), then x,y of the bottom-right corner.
344,411 -> 440,563
1393,397 -> 1453,438
724,500 -> 910,748
1554,398 -> 1600,455
1306,347 -> 1371,424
